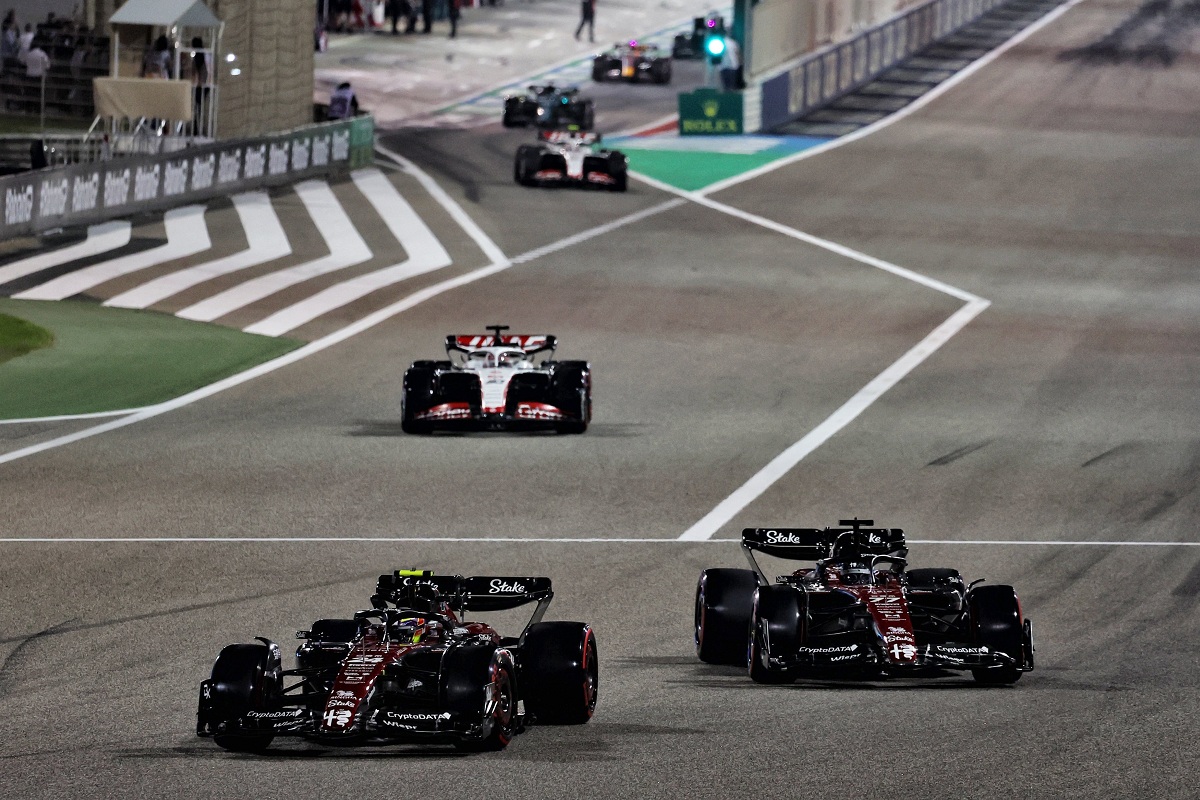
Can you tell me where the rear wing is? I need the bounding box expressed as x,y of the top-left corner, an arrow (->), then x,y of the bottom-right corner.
444,333 -> 557,355
538,129 -> 600,145
741,520 -> 907,584
371,570 -> 555,635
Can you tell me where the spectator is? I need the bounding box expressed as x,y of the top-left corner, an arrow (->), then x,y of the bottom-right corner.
574,0 -> 594,43
17,22 -> 32,62
719,35 -> 742,92
420,0 -> 433,33
447,0 -> 459,38
143,34 -> 171,78
1,18 -> 18,63
327,80 -> 358,119
24,41 -> 49,77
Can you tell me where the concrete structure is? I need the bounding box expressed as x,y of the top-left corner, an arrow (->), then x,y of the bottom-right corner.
84,0 -> 313,138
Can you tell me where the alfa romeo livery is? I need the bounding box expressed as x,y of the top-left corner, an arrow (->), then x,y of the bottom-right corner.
695,518 -> 1035,684
402,325 -> 592,433
197,570 -> 598,752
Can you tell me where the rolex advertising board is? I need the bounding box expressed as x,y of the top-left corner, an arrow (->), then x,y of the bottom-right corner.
677,88 -> 743,136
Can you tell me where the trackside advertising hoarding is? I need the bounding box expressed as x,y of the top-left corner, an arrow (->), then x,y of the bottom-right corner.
0,116 -> 374,240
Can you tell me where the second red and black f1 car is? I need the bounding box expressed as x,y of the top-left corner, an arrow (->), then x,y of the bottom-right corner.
592,41 -> 672,84
695,519 -> 1035,684
402,325 -> 592,433
514,129 -> 628,191
197,570 -> 598,752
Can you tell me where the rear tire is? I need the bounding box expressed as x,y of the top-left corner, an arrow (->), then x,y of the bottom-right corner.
695,568 -> 757,665
969,585 -> 1025,685
522,622 -> 598,724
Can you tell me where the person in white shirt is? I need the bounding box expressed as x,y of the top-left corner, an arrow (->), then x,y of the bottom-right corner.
17,23 -> 32,62
24,44 -> 49,78
719,36 -> 742,91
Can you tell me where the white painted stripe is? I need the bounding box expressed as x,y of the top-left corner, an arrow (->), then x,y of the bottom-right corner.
375,147 -> 510,267
697,0 -> 1088,197
13,207 -> 209,301
678,298 -> 989,540
610,112 -> 679,138
0,221 -> 131,287
0,154 -> 674,461
175,181 -> 371,323
0,537 -> 1195,546
103,193 -> 290,310
242,169 -> 452,337
0,409 -> 136,425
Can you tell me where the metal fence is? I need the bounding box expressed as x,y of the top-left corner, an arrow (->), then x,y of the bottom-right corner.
0,114 -> 374,240
757,0 -> 1006,131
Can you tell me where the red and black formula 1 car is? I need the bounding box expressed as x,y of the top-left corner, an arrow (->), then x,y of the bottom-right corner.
197,570 -> 598,752
402,325 -> 592,433
592,41 -> 672,83
695,519 -> 1035,684
514,129 -> 628,191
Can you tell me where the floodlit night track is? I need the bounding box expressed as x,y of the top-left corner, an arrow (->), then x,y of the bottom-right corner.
1,0 -> 1199,796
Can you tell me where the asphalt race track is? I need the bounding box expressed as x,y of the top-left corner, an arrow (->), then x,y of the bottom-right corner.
2,0 -> 1199,796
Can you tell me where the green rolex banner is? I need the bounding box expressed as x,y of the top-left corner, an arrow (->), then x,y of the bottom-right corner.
677,88 -> 743,136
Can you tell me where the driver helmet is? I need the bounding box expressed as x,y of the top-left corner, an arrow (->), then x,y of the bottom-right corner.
843,563 -> 873,586
390,616 -> 427,644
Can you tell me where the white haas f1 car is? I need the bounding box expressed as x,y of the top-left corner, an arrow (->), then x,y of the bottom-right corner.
696,519 -> 1035,685
514,129 -> 628,192
592,41 -> 672,84
402,325 -> 591,434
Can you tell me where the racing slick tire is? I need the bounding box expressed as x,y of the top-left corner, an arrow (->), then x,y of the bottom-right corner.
968,585 -> 1025,685
652,60 -> 672,84
580,101 -> 595,130
695,568 -> 757,666
502,97 -> 523,127
514,145 -> 539,186
208,643 -> 281,753
748,585 -> 802,684
522,622 -> 598,724
591,58 -> 609,82
401,368 -> 436,434
445,645 -> 519,751
549,361 -> 590,434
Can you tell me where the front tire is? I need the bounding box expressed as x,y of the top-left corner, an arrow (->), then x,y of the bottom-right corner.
208,644 -> 280,753
969,585 -> 1025,685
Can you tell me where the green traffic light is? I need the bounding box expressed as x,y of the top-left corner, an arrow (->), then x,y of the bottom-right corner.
705,35 -> 726,58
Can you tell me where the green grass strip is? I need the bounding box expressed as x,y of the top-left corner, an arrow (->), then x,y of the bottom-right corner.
623,148 -> 788,192
0,312 -> 55,365
0,298 -> 304,419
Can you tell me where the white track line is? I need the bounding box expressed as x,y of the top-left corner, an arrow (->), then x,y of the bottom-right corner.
13,207 -> 209,301
624,171 -> 993,542
175,181 -> 371,323
0,159 -> 679,462
0,409 -> 137,425
697,0 -> 1088,197
679,299 -> 989,540
242,169 -> 452,336
1,537 -> 1195,546
0,221 -> 131,287
103,193 -> 291,310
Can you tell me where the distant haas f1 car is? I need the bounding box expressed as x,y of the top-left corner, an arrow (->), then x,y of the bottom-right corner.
592,41 -> 672,83
514,129 -> 628,191
402,325 -> 592,433
197,570 -> 598,752
695,519 -> 1035,684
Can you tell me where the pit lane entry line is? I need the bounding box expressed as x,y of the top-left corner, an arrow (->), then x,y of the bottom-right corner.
12,206 -> 211,301
623,174 -> 991,541
104,192 -> 292,310
0,221 -> 132,287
